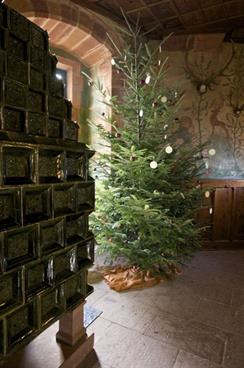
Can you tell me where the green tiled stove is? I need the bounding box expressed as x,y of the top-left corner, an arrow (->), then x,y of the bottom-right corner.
0,3 -> 95,363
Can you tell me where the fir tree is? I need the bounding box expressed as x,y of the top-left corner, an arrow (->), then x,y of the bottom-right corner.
83,18 -> 205,276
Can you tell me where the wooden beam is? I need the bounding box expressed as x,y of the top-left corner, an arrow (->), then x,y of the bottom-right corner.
70,0 -> 128,26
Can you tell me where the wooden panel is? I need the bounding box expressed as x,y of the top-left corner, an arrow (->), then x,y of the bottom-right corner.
196,189 -> 214,240
199,180 -> 244,248
212,188 -> 232,241
232,188 -> 244,241
196,207 -> 212,240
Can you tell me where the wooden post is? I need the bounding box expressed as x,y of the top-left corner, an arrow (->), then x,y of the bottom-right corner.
56,302 -> 94,368
56,302 -> 86,346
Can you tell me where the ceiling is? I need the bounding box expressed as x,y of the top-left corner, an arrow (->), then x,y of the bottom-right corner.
72,0 -> 244,39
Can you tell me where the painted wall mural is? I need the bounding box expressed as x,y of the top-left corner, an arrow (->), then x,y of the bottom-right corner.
165,43 -> 244,179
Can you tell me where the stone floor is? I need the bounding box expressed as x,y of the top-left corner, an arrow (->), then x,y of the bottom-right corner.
84,250 -> 244,368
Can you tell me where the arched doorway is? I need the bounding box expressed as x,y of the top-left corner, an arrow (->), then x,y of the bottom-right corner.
5,0 -> 120,148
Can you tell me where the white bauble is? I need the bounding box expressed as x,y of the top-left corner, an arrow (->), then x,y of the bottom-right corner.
165,145 -> 173,154
209,148 -> 216,156
205,191 -> 210,198
145,74 -> 151,84
150,161 -> 158,169
161,96 -> 167,103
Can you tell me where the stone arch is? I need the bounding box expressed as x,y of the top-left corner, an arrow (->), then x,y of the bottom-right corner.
5,0 -> 120,53
5,0 -> 124,147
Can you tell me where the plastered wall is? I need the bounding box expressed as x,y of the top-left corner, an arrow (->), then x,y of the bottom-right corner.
162,42 -> 244,178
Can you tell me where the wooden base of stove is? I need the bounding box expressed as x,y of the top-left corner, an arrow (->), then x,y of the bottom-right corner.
2,303 -> 94,368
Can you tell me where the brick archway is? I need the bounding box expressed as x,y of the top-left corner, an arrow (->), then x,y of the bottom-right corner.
5,0 -> 123,147
5,0 -> 120,53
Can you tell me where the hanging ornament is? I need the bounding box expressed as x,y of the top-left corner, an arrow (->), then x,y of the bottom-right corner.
145,74 -> 151,85
234,108 -> 242,116
111,58 -> 116,66
161,96 -> 168,103
165,145 -> 173,154
205,191 -> 210,198
139,109 -> 144,117
164,134 -> 167,140
208,148 -> 216,156
150,161 -> 158,169
198,83 -> 207,94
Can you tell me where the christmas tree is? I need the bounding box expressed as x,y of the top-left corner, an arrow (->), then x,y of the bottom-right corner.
84,17 -> 205,277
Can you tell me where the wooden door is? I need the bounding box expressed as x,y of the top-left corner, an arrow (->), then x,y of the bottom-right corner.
199,179 -> 244,248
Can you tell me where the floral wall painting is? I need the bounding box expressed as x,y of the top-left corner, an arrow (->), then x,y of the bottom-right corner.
164,43 -> 244,179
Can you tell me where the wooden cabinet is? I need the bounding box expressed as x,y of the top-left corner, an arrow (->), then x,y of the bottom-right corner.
198,180 -> 244,248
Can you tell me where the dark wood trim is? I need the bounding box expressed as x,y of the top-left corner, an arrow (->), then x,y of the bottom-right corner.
201,240 -> 244,250
199,178 -> 244,188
